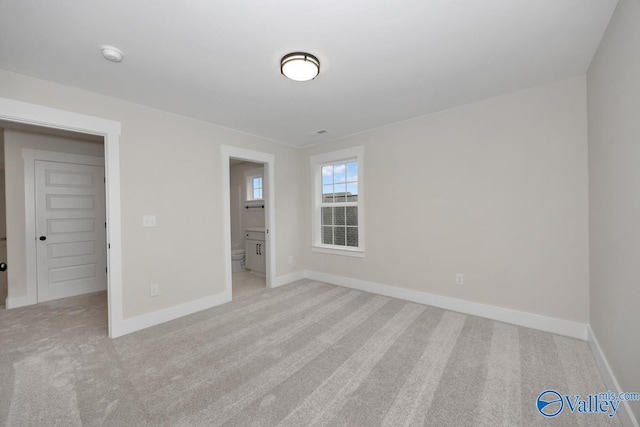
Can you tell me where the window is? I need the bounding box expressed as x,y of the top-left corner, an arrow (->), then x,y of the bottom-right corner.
251,176 -> 263,200
245,167 -> 264,201
311,146 -> 364,256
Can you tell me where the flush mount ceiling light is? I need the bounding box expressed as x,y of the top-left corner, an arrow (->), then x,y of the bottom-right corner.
280,52 -> 320,81
101,45 -> 123,63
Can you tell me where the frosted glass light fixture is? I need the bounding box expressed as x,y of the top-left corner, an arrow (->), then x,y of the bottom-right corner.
280,52 -> 320,81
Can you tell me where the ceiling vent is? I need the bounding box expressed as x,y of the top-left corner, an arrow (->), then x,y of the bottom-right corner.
307,129 -> 328,137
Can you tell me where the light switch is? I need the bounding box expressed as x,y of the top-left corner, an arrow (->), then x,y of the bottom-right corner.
143,215 -> 157,227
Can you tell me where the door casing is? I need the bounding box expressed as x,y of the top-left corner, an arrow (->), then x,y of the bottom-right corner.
0,96 -> 124,338
221,145 -> 276,297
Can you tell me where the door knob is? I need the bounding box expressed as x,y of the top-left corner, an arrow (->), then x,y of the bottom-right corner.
39,236 -> 47,241
0,262 -> 6,272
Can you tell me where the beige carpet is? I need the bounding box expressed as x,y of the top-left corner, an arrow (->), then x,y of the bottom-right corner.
0,280 -> 620,426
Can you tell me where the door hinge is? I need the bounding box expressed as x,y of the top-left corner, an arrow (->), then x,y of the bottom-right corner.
108,243 -> 111,249
105,222 -> 107,229
105,267 -> 108,274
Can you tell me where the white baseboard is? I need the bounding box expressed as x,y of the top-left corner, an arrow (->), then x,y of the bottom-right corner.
304,270 -> 588,340
588,327 -> 639,427
272,271 -> 306,288
114,270 -> 304,336
115,291 -> 231,337
6,294 -> 37,309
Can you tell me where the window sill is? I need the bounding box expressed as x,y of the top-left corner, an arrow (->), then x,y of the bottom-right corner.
312,246 -> 365,258
244,199 -> 264,206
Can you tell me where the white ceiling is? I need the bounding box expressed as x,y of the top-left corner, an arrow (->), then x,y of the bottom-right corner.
0,0 -> 617,147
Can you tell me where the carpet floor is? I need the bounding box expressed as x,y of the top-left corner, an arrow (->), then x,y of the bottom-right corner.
0,280 -> 620,426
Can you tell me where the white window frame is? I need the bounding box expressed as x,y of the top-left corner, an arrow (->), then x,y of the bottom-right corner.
251,176 -> 263,200
310,146 -> 365,257
244,167 -> 264,202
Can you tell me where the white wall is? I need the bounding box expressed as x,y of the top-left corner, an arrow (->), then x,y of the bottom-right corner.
0,69 -> 305,319
587,0 -> 640,421
3,129 -> 104,304
304,75 -> 590,323
229,164 -> 243,249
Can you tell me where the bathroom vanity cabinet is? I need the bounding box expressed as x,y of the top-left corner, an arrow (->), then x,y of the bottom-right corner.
245,230 -> 265,274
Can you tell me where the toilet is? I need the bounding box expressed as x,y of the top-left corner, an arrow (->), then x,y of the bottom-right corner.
231,248 -> 246,272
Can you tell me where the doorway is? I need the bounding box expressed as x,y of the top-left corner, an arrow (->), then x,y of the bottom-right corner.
221,145 -> 276,300
229,159 -> 266,298
0,97 -> 124,337
3,125 -> 107,309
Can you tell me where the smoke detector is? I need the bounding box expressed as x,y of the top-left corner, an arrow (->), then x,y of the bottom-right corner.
101,45 -> 123,63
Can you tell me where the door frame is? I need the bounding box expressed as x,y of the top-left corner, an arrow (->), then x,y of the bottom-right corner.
0,174 -> 6,300
221,145 -> 276,296
0,96 -> 124,338
23,149 -> 106,303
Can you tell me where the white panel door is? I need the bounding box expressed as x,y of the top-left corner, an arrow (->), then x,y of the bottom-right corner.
35,161 -> 106,302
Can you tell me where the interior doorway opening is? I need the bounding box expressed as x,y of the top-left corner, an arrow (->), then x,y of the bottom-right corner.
221,145 -> 276,301
0,97 -> 123,337
0,121 -> 107,318
228,158 -> 267,299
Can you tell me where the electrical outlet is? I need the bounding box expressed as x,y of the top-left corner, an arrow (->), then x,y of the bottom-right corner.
143,215 -> 157,228
150,283 -> 159,297
456,273 -> 464,285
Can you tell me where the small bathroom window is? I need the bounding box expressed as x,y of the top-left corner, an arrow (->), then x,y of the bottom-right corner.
245,167 -> 264,202
251,176 -> 263,200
